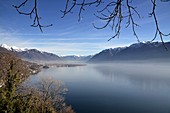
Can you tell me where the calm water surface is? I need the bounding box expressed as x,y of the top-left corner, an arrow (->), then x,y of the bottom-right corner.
28,62 -> 170,113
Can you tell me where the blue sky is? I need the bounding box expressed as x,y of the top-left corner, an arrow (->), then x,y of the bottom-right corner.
0,0 -> 170,55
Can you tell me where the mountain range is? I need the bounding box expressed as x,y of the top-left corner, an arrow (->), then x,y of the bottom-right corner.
88,41 -> 170,63
0,44 -> 61,61
0,44 -> 91,62
1,42 -> 170,63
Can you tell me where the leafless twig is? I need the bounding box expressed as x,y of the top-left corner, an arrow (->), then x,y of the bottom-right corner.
61,0 -> 103,21
13,0 -> 52,32
149,0 -> 170,50
126,0 -> 140,42
61,0 -> 141,42
13,0 -> 170,46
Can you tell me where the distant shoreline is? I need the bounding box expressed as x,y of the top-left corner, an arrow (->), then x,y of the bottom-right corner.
42,63 -> 87,68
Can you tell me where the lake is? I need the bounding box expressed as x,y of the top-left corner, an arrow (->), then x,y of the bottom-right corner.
27,62 -> 170,113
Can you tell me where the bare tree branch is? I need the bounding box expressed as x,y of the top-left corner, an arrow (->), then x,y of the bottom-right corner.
149,0 -> 170,50
61,0 -> 169,45
126,0 -> 140,42
61,0 -> 141,41
13,0 -> 52,32
93,0 -> 123,41
61,0 -> 103,21
13,0 -> 170,47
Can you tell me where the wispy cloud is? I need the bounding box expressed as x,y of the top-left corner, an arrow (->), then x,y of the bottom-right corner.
0,28 -> 33,48
0,24 -> 132,55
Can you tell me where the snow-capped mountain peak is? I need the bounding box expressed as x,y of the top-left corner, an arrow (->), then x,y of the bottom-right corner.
88,41 -> 170,63
0,44 -> 24,52
0,44 -> 11,50
129,41 -> 161,48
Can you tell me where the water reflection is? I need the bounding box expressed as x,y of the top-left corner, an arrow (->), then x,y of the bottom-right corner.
93,63 -> 170,90
27,62 -> 170,113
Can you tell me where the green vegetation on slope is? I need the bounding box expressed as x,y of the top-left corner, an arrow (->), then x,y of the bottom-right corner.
0,52 -> 74,113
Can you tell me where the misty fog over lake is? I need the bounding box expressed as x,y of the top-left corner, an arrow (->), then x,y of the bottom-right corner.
27,62 -> 170,113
